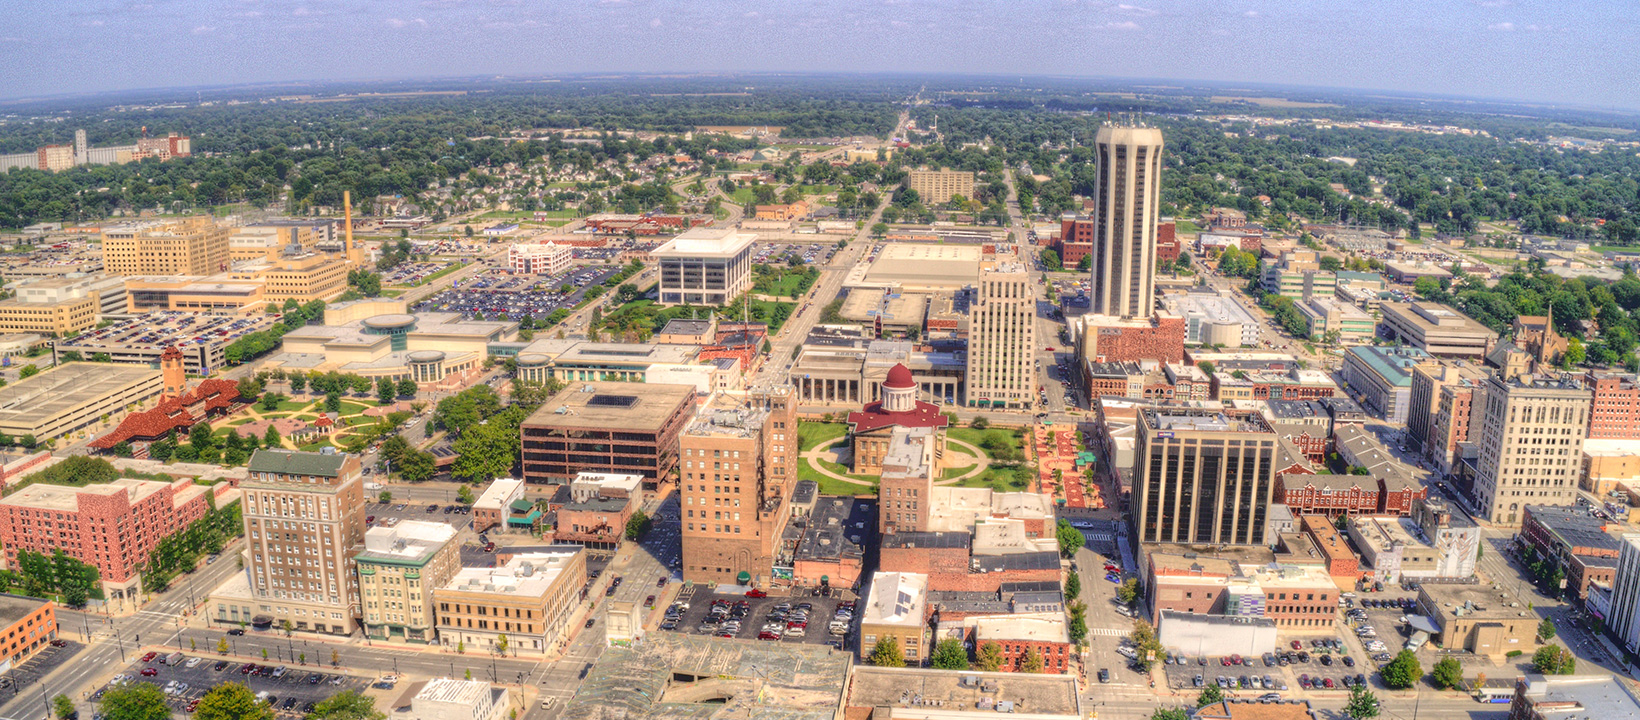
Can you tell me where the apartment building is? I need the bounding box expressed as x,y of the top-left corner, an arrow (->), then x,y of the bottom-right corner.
966,268 -> 1036,410
1134,409 -> 1279,545
0,597 -> 56,671
1261,252 -> 1337,301
906,169 -> 976,203
1586,371 -> 1640,440
679,389 -> 799,587
434,548 -> 587,656
357,520 -> 460,644
238,449 -> 367,635
1471,374 -> 1592,526
100,218 -> 231,276
1407,361 -> 1492,471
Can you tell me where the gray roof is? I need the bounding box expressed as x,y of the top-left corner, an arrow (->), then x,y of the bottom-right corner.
0,594 -> 49,626
880,531 -> 969,550
247,449 -> 349,477
658,319 -> 713,336
972,551 -> 1060,572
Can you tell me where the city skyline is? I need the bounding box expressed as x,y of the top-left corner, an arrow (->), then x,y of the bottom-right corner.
2,0 -> 1635,111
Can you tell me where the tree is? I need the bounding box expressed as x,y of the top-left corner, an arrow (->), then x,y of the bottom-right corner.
260,392 -> 282,412
193,682 -> 274,720
1431,656 -> 1464,690
1379,650 -> 1421,689
1344,683 -> 1381,720
19,365 -> 38,379
262,424 -> 280,449
625,509 -> 652,540
969,416 -> 989,430
1019,647 -> 1045,673
1538,617 -> 1557,641
307,690 -> 383,720
1039,248 -> 1062,271
52,694 -> 74,719
1056,519 -> 1085,557
325,392 -> 343,414
1064,571 -> 1081,599
1129,619 -> 1165,672
98,682 -> 172,720
456,484 -> 475,505
868,636 -> 905,667
1565,337 -> 1586,367
975,640 -> 1004,672
931,638 -> 969,670
1077,255 -> 1092,271
377,378 -> 396,405
495,634 -> 509,656
396,379 -> 417,398
1116,578 -> 1139,606
289,374 -> 307,393
1149,710 -> 1189,720
1196,684 -> 1225,707
1533,645 -> 1576,674
217,637 -> 229,654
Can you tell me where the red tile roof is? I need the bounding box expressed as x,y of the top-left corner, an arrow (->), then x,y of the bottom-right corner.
845,400 -> 950,435
90,379 -> 241,449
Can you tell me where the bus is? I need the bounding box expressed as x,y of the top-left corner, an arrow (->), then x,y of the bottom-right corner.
1475,687 -> 1512,704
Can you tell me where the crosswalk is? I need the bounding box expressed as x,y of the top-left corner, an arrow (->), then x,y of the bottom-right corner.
1086,533 -> 1114,542
1088,627 -> 1128,637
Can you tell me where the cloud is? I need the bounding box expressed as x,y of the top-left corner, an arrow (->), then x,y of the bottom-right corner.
1103,20 -> 1141,30
191,25 -> 216,35
890,19 -> 910,28
743,10 -> 758,18
385,17 -> 428,28
1475,0 -> 1513,7
293,6 -> 317,16
82,19 -> 106,27
1243,10 -> 1259,18
648,17 -> 661,27
1111,3 -> 1156,16
1487,21 -> 1514,31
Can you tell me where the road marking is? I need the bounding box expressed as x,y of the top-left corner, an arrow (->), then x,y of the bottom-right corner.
1088,628 -> 1128,637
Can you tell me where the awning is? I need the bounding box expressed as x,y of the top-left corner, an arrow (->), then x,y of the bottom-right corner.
737,571 -> 751,583
1407,614 -> 1440,634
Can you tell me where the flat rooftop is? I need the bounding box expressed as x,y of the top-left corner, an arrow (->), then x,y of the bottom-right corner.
0,477 -> 199,514
442,549 -> 581,598
1143,409 -> 1274,434
554,342 -> 700,366
0,594 -> 50,626
1516,674 -> 1640,719
58,311 -> 278,353
846,666 -> 1081,718
1420,583 -> 1528,620
0,362 -> 159,427
523,382 -> 696,432
651,228 -> 757,258
358,520 -> 457,565
864,243 -> 982,288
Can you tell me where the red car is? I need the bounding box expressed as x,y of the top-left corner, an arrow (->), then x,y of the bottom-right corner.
1291,640 -> 1302,650
240,664 -> 255,675
746,589 -> 767,598
141,667 -> 158,676
757,631 -> 780,641
141,652 -> 157,662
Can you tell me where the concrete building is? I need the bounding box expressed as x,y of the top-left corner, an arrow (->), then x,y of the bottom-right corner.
0,597 -> 57,671
1261,252 -> 1336,301
1582,439 -> 1640,497
1158,611 -> 1279,657
652,228 -> 756,306
1295,297 -> 1373,343
906,168 -> 976,202
356,520 -> 460,644
1472,374 -> 1592,526
411,678 -> 508,720
271,311 -> 515,386
1507,675 -> 1640,720
1340,345 -> 1434,423
509,340 -> 702,384
679,389 -> 798,587
434,548 -> 586,656
1160,288 -> 1260,347
1378,302 -> 1499,358
1608,533 -> 1640,654
122,276 -> 266,315
507,242 -> 572,275
1519,505 -> 1620,600
471,478 -> 526,535
0,362 -> 163,444
1347,497 -> 1480,582
520,382 -> 696,488
54,312 -> 278,376
1088,126 -> 1164,318
0,477 -> 211,603
1134,409 -> 1278,546
1415,583 -> 1534,660
966,268 -> 1035,410
100,218 -> 232,276
1407,360 -> 1492,472
0,275 -> 126,336
552,472 -> 644,550
234,449 -> 366,635
859,571 -> 928,664
859,243 -> 984,291
790,337 -> 964,406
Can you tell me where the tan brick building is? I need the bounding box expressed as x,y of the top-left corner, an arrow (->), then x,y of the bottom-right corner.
236,449 -> 366,635
356,520 -> 459,644
434,548 -> 586,656
906,169 -> 975,203
100,218 -> 232,276
679,388 -> 799,587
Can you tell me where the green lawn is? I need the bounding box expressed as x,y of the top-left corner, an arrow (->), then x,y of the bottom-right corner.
798,421 -> 848,452
598,295 -> 797,336
942,463 -> 1034,490
797,460 -> 877,496
948,427 -> 1024,456
729,187 -> 757,206
275,399 -> 314,413
753,267 -> 819,299
793,183 -> 838,197
338,401 -> 376,415
298,440 -> 336,452
1176,220 -> 1203,233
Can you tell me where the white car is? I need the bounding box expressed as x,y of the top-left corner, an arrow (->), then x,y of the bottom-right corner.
185,657 -> 202,668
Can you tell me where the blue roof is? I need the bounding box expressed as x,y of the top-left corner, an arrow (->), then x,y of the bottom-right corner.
1345,345 -> 1431,386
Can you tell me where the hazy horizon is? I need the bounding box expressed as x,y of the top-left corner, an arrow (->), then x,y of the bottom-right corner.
4,0 -> 1636,111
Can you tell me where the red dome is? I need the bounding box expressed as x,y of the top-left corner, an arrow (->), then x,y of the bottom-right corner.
884,363 -> 915,389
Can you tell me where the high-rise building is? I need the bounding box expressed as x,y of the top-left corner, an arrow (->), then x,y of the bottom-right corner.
1408,361 -> 1491,472
651,228 -> 756,306
100,218 -> 232,276
1470,374 -> 1591,526
1586,371 -> 1640,440
966,268 -> 1036,410
906,169 -> 976,203
356,520 -> 459,644
678,388 -> 799,587
238,449 -> 367,635
1134,408 -> 1278,545
1089,126 -> 1165,318
1607,533 -> 1640,654
519,382 -> 696,489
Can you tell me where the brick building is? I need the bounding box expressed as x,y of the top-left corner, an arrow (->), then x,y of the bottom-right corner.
1146,551 -> 1339,633
1587,371 -> 1640,440
1520,504 -> 1621,600
1155,221 -> 1180,263
937,614 -> 1071,674
1074,312 -> 1187,367
879,532 -> 1060,592
550,472 -> 644,551
1280,475 -> 1379,517
0,477 -> 211,604
678,389 -> 799,587
0,597 -> 56,670
1055,217 -> 1095,269
1300,514 -> 1361,579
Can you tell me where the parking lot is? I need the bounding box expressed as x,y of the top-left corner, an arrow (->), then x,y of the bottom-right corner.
0,639 -> 78,704
382,261 -> 455,286
1159,637 -> 1369,696
365,501 -> 472,533
411,266 -> 620,321
95,653 -> 367,717
662,588 -> 853,650
752,242 -> 836,266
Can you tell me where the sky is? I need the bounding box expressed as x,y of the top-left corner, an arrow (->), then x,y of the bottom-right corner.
3,0 -> 1637,110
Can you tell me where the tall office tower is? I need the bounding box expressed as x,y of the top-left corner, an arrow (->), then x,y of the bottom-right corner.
1471,374 -> 1591,526
100,218 -> 232,276
1609,534 -> 1640,653
966,268 -> 1036,410
1089,125 -> 1165,319
73,129 -> 86,165
678,388 -> 799,587
238,449 -> 367,635
1134,408 -> 1278,545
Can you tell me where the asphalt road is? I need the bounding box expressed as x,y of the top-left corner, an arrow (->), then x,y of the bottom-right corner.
758,204 -> 882,387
